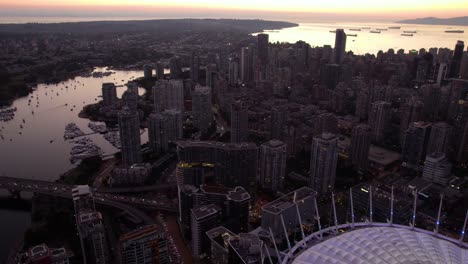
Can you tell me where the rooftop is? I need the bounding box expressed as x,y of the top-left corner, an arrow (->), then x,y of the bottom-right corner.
262,187 -> 317,215
292,226 -> 468,264
120,224 -> 162,242
191,204 -> 220,221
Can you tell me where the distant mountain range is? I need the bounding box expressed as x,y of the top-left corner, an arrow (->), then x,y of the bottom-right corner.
397,16 -> 468,26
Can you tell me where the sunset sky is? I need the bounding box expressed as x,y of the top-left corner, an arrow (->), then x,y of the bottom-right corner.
1,0 -> 468,21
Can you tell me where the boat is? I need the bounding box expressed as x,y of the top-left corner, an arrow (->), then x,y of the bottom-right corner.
389,26 -> 401,29
401,33 -> 413,37
349,28 -> 361,31
329,30 -> 336,33
376,28 -> 388,31
370,31 -> 381,34
347,34 -> 358,37
445,30 -> 464,33
361,27 -> 371,29
404,31 -> 417,33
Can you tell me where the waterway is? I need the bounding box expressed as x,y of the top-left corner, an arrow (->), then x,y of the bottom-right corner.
0,67 -> 148,262
256,22 -> 468,55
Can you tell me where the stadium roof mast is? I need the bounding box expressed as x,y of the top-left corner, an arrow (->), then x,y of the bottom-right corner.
411,188 -> 418,228
389,185 -> 394,225
460,209 -> 468,245
349,188 -> 355,228
435,194 -> 444,234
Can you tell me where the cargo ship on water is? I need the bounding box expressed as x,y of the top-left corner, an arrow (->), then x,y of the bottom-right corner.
444,30 -> 464,33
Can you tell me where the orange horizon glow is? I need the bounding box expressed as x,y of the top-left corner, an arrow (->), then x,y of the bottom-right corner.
1,0 -> 468,19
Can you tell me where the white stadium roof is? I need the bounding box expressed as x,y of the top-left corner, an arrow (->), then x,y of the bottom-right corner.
293,226 -> 468,264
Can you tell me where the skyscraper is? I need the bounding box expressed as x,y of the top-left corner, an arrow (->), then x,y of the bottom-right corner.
257,33 -> 269,66
191,51 -> 200,83
101,83 -> 117,106
192,86 -> 212,133
314,112 -> 338,135
147,110 -> 182,152
240,47 -> 254,83
402,121 -> 432,171
259,140 -> 287,192
334,29 -> 347,64
228,57 -> 239,85
368,101 -> 391,143
350,124 -> 372,171
422,152 -> 452,185
400,96 -> 424,143
176,141 -> 258,200
191,204 -> 221,259
169,56 -> 182,79
156,62 -> 165,79
143,64 -> 153,79
120,225 -> 168,264
270,107 -> 286,140
449,40 -> 465,78
118,107 -> 142,166
77,211 -> 109,264
230,101 -> 248,143
309,133 -> 338,195
153,80 -> 184,113
427,122 -> 452,155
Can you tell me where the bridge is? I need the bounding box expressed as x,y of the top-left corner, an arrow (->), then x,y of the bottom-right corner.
0,176 -> 178,224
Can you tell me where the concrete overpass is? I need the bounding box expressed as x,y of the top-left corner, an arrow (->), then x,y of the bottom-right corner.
0,176 -> 178,224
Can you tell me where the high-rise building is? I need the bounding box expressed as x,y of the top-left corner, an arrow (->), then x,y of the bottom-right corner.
101,83 -> 117,106
259,140 -> 287,192
122,82 -> 139,110
240,47 -> 254,83
261,187 -> 317,242
228,57 -> 239,85
191,204 -> 221,259
402,122 -> 432,171
230,102 -> 248,143
179,185 -> 250,235
368,101 -> 391,143
143,64 -> 153,79
191,51 -> 200,83
334,29 -> 347,64
156,62 -> 165,79
257,33 -> 269,66
206,63 -> 217,89
427,122 -> 452,155
192,86 -> 212,133
120,225 -> 168,264
459,52 -> 468,79
435,62 -> 449,84
147,110 -> 182,153
320,64 -> 341,90
355,86 -> 369,121
206,226 -> 236,264
422,152 -> 452,186
314,112 -> 338,135
153,80 -> 184,113
77,210 -> 109,264
118,107 -> 142,166
350,124 -> 372,171
309,133 -> 338,195
400,96 -> 424,143
169,56 -> 182,79
449,41 -> 465,78
176,141 -> 258,199
270,107 -> 286,140
457,121 -> 468,163
227,234 -> 263,263
72,185 -> 95,214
